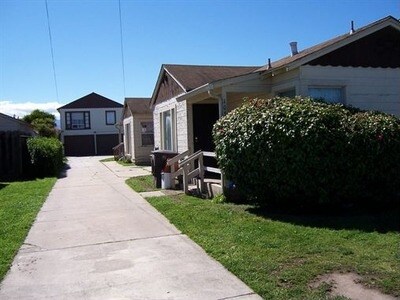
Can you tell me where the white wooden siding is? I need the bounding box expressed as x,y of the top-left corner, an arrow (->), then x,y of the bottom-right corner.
300,65 -> 400,116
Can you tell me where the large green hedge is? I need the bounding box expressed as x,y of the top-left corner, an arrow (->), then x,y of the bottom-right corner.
27,137 -> 64,177
212,97 -> 400,210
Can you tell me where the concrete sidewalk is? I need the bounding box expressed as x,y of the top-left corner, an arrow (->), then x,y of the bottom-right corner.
0,157 -> 261,299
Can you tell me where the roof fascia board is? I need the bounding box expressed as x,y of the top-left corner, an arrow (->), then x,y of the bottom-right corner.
150,65 -> 168,108
150,65 -> 187,108
163,67 -> 187,93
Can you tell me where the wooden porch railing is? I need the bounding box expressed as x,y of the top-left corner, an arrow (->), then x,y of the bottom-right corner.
166,150 -> 222,195
112,142 -> 124,160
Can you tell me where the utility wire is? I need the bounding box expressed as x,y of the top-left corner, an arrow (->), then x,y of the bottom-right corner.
45,0 -> 59,102
118,0 -> 126,97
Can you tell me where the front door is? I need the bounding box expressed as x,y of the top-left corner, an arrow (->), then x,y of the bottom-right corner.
192,104 -> 219,152
192,104 -> 219,176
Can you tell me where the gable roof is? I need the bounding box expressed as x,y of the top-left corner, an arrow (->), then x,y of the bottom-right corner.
256,15 -> 400,73
150,64 -> 259,107
58,92 -> 123,110
163,64 -> 259,92
124,98 -> 151,115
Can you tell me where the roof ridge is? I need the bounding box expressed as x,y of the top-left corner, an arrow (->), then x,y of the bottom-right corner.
163,63 -> 259,69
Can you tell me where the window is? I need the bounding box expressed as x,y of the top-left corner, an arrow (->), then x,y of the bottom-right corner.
308,87 -> 344,103
141,122 -> 154,146
106,111 -> 116,125
65,111 -> 90,130
160,108 -> 175,150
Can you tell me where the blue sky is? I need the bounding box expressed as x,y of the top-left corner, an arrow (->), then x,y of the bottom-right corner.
0,0 -> 399,119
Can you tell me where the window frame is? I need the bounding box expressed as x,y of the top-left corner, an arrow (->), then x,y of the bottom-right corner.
160,108 -> 176,151
140,121 -> 154,147
65,111 -> 91,130
105,110 -> 116,125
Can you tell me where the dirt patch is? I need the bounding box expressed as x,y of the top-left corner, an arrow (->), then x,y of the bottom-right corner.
310,272 -> 397,300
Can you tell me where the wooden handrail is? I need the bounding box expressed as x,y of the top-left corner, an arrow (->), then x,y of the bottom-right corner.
163,150 -> 222,196
179,150 -> 202,166
166,150 -> 189,166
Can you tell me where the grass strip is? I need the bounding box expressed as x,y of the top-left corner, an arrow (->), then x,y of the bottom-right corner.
144,194 -> 400,299
126,175 -> 158,193
0,178 -> 57,281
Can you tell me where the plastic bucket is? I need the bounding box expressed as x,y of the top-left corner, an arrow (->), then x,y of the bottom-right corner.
161,172 -> 172,189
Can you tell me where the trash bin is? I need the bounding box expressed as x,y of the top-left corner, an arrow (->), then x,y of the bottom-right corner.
150,150 -> 178,188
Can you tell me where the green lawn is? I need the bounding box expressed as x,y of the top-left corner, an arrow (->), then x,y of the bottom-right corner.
126,175 -> 158,193
0,178 -> 57,281
143,194 -> 400,299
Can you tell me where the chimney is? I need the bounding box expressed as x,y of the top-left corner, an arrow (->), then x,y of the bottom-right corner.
267,58 -> 272,69
350,20 -> 355,34
290,42 -> 298,56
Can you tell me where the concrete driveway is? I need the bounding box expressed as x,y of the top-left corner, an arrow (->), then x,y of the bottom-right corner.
0,157 -> 261,299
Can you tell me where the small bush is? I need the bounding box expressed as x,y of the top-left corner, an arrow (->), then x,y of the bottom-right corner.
213,97 -> 400,211
27,137 -> 64,177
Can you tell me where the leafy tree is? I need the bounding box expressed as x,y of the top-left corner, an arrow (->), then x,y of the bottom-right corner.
23,109 -> 57,137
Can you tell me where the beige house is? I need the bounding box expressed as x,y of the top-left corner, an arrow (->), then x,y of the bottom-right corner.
58,92 -> 123,156
122,98 -> 153,164
150,16 -> 400,156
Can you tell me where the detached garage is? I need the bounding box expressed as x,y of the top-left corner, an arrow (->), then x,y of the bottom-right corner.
58,93 -> 123,156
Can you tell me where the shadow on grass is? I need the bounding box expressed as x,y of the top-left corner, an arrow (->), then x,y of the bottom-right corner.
247,206 -> 400,233
0,183 -> 9,190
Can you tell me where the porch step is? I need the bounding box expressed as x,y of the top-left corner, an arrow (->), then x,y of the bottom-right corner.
189,178 -> 222,198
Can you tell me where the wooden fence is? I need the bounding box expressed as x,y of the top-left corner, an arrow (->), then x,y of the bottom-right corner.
0,131 -> 32,180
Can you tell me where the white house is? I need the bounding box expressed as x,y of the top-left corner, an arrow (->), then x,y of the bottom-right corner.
150,16 -> 400,156
122,97 -> 153,164
58,92 -> 123,156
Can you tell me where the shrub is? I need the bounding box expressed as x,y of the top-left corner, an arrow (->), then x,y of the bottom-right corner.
212,97 -> 400,211
27,137 -> 64,177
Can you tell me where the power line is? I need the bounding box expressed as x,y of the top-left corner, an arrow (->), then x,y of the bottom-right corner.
45,0 -> 59,102
118,0 -> 126,97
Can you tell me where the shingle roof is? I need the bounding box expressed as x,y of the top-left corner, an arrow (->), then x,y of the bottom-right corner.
256,15 -> 400,72
58,92 -> 123,110
0,112 -> 34,129
125,98 -> 151,114
163,64 -> 259,92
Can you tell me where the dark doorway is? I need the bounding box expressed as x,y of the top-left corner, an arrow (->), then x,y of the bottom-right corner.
193,104 -> 219,152
193,104 -> 219,176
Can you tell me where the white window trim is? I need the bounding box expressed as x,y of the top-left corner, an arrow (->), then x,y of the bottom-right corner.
160,107 -> 176,151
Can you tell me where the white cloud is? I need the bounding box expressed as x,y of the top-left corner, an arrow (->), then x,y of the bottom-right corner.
0,101 -> 63,120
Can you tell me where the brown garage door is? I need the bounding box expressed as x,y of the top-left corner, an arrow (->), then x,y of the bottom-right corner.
96,134 -> 119,155
64,135 -> 95,156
